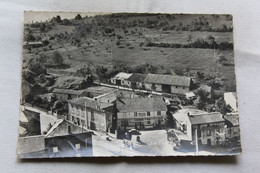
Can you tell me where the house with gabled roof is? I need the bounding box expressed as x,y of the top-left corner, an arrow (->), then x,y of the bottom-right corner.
17,119 -> 94,158
172,108 -> 226,146
19,108 -> 41,137
143,74 -> 192,95
126,73 -> 147,89
68,97 -> 114,132
53,88 -> 88,101
223,113 -> 240,145
110,72 -> 132,86
116,97 -> 167,130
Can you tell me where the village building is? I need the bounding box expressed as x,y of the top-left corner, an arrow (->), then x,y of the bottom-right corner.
17,135 -> 45,157
19,108 -> 41,137
116,97 -> 167,130
18,119 -> 93,158
224,92 -> 238,112
126,73 -> 147,89
143,74 -> 192,95
223,113 -> 240,145
84,86 -> 115,98
172,109 -> 226,146
110,72 -> 132,86
93,90 -> 118,104
67,97 -> 114,132
53,88 -> 88,101
44,119 -> 93,157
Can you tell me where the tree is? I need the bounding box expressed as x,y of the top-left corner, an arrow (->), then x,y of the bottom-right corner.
39,23 -> 46,32
52,51 -> 64,65
207,35 -> 216,45
215,97 -> 232,114
63,18 -> 71,25
24,33 -> 36,42
187,34 -> 193,43
75,14 -> 82,20
194,89 -> 210,110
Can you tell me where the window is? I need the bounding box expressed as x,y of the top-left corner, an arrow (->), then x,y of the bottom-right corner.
53,147 -> 59,153
147,112 -> 150,116
75,144 -> 81,150
176,86 -> 178,88
138,112 -> 146,117
134,112 -> 137,117
183,86 -> 185,89
157,111 -> 161,116
207,129 -> 211,136
147,119 -> 151,125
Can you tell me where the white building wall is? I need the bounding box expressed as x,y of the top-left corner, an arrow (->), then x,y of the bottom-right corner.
117,111 -> 166,129
170,85 -> 190,94
224,93 -> 238,112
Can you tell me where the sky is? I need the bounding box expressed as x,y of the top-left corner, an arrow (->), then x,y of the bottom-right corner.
24,11 -> 110,23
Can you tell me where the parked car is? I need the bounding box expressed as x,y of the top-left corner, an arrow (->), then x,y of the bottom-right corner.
128,129 -> 141,135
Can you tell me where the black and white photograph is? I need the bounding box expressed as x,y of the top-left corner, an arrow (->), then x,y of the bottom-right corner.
18,11 -> 241,158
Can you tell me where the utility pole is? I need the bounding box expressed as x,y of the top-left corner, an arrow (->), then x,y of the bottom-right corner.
85,101 -> 89,129
195,128 -> 199,155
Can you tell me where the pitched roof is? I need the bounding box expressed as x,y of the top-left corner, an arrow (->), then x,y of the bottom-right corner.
112,72 -> 132,80
68,97 -> 113,110
188,112 -> 225,125
85,86 -> 115,94
116,97 -> 167,112
224,92 -> 237,100
224,114 -> 239,126
17,135 -> 45,155
127,73 -> 147,82
94,90 -> 117,99
53,88 -> 85,95
45,119 -> 88,138
144,74 -> 191,87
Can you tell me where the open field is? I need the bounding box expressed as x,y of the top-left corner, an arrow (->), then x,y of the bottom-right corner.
23,13 -> 236,92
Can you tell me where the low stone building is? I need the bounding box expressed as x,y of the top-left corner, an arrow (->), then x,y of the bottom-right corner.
53,89 -> 88,101
143,74 -> 192,95
110,72 -> 132,86
126,73 -> 147,89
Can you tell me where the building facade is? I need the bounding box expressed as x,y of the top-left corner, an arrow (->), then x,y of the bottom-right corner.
143,74 -> 192,95
53,89 -> 88,101
172,109 -> 226,146
116,97 -> 167,130
110,72 -> 192,95
110,72 -> 132,86
67,97 -> 113,132
224,92 -> 238,112
224,113 -> 240,145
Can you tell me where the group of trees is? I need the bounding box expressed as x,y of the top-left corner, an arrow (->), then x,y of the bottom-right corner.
76,63 -> 161,82
97,14 -> 232,33
146,37 -> 233,50
37,51 -> 69,69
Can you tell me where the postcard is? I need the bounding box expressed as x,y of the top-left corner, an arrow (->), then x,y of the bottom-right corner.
18,12 -> 241,158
